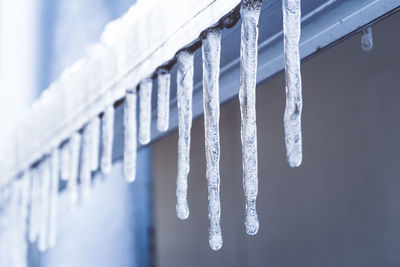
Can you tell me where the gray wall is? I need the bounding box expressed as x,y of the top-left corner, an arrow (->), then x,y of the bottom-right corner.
152,11 -> 400,267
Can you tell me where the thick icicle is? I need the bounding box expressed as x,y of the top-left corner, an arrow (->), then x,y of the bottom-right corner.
80,124 -> 92,199
60,141 -> 70,181
202,28 -> 223,251
101,105 -> 115,174
139,79 -> 152,145
361,27 -> 373,52
124,90 -> 137,182
67,133 -> 81,206
38,158 -> 51,252
28,168 -> 39,243
157,68 -> 171,132
90,117 -> 100,171
283,0 -> 303,167
176,50 -> 194,220
239,0 -> 261,236
48,149 -> 59,248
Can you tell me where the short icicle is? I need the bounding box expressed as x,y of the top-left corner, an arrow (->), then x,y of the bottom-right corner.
38,158 -> 51,252
283,0 -> 303,167
90,117 -> 100,172
60,141 -> 70,181
176,50 -> 194,220
101,105 -> 115,174
361,26 -> 373,51
80,124 -> 92,199
124,90 -> 138,182
239,0 -> 261,235
48,149 -> 59,248
28,167 -> 39,243
202,28 -> 223,251
68,133 -> 81,207
157,68 -> 171,132
139,79 -> 152,145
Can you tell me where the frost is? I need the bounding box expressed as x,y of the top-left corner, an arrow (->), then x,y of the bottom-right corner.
239,0 -> 261,235
101,106 -> 115,174
139,79 -> 152,145
124,90 -> 137,182
202,28 -> 223,251
176,50 -> 194,220
157,68 -> 171,132
283,0 -> 303,167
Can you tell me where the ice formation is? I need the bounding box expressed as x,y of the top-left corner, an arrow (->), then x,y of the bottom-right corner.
60,141 -> 70,181
139,79 -> 152,145
80,124 -> 92,199
361,26 -> 373,51
283,0 -> 303,167
90,117 -> 100,172
157,68 -> 171,132
38,158 -> 50,252
239,0 -> 261,235
101,105 -> 115,174
176,50 -> 194,220
202,28 -> 223,251
48,149 -> 59,248
68,133 -> 81,206
124,90 -> 138,182
28,168 -> 39,243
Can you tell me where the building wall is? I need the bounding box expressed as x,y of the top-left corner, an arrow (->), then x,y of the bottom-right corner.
152,11 -> 400,267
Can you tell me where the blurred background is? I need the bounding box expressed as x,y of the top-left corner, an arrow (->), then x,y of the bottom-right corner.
1,0 -> 400,266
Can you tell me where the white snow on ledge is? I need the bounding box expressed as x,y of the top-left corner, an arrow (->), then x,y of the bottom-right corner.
0,0 -> 241,185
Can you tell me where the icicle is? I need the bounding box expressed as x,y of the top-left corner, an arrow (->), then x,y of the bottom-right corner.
283,0 -> 303,167
28,168 -> 39,243
60,141 -> 70,181
157,68 -> 171,132
124,90 -> 137,182
239,0 -> 261,235
38,158 -> 51,252
48,149 -> 59,248
201,28 -> 223,251
90,117 -> 100,172
67,133 -> 81,207
361,26 -> 373,52
80,124 -> 92,199
139,79 -> 152,145
20,171 -> 30,234
101,105 -> 115,174
176,50 -> 194,220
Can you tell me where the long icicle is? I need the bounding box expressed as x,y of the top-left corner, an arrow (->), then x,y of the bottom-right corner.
239,0 -> 261,235
202,28 -> 223,251
139,79 -> 152,145
68,133 -> 81,207
48,149 -> 59,248
28,167 -> 39,243
90,117 -> 100,172
361,26 -> 373,52
101,105 -> 115,174
124,90 -> 137,182
38,158 -> 50,252
157,68 -> 171,132
60,141 -> 70,181
283,0 -> 303,167
80,124 -> 92,199
176,50 -> 194,220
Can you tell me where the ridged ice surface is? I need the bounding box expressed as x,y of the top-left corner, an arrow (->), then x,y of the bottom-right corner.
283,0 -> 303,167
80,124 -> 92,199
157,68 -> 171,132
48,149 -> 59,248
139,79 -> 152,145
60,141 -> 70,181
361,27 -> 373,51
124,91 -> 137,182
101,106 -> 115,174
90,117 -> 100,172
68,133 -> 81,206
202,28 -> 223,251
239,0 -> 261,236
176,50 -> 194,220
28,168 -> 39,243
38,159 -> 50,252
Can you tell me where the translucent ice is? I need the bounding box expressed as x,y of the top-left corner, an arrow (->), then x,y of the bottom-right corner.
80,124 -> 92,199
101,105 -> 115,174
48,149 -> 59,248
361,27 -> 373,52
283,0 -> 303,167
90,117 -> 100,172
157,68 -> 171,132
239,0 -> 261,235
202,28 -> 223,251
28,168 -> 39,243
60,141 -> 70,181
176,50 -> 194,220
124,90 -> 137,182
139,79 -> 152,145
38,158 -> 50,252
68,133 -> 81,206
